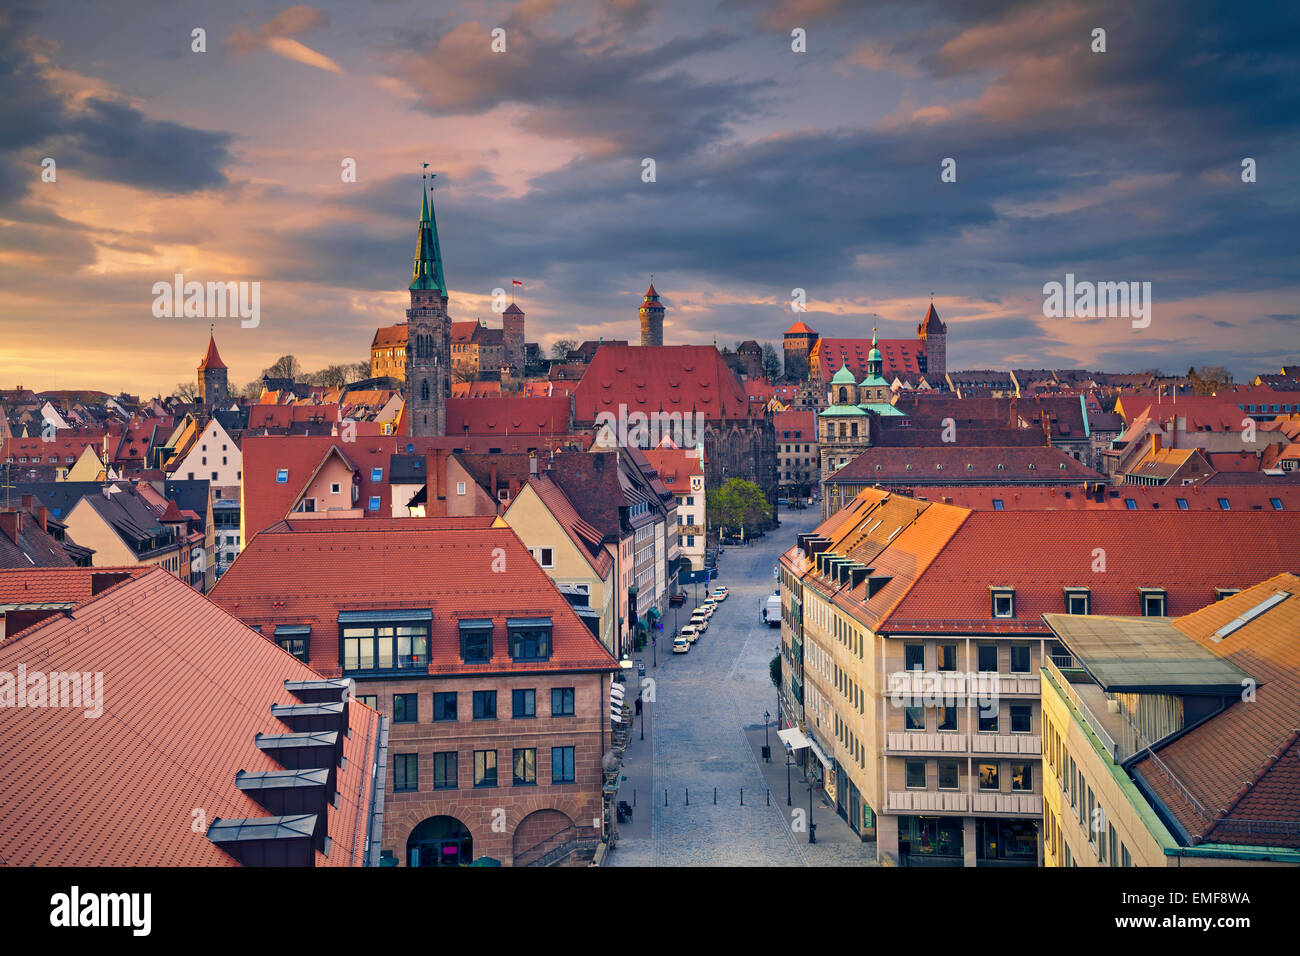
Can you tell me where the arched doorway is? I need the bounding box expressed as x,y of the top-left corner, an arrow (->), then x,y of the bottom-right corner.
512,809 -> 577,867
407,815 -> 472,867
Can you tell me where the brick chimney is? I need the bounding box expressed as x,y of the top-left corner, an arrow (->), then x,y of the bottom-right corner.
0,509 -> 20,543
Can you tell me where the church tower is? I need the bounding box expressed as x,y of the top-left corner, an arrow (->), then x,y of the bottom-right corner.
406,182 -> 451,437
639,282 -> 664,347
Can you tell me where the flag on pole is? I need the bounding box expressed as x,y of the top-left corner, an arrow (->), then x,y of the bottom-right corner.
512,280 -> 523,288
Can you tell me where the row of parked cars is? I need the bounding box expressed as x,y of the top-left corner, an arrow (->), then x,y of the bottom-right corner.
673,586 -> 728,654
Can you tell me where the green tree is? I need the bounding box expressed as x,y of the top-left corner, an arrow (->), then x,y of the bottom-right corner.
707,478 -> 770,535
769,654 -> 782,689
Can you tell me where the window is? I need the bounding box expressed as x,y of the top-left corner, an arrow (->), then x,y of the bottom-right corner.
904,706 -> 925,731
371,467 -> 383,482
276,629 -> 309,661
368,495 -> 381,511
358,694 -> 378,709
552,687 -> 575,716
904,644 -> 924,671
991,589 -> 1014,618
474,750 -> 498,788
275,468 -> 288,483
905,760 -> 926,789
1176,497 -> 1189,509
1010,645 -> 1031,673
512,688 -> 536,718
978,708 -> 999,733
341,616 -> 430,673
1270,497 -> 1283,511
1122,843 -> 1132,867
1066,589 -> 1090,615
433,752 -> 457,790
978,763 -> 999,791
938,706 -> 957,731
513,748 -> 537,786
938,760 -> 959,790
1217,497 -> 1231,511
456,481 -> 467,495
473,690 -> 497,720
1124,498 -> 1137,510
1141,590 -> 1167,616
537,548 -> 553,568
508,619 -> 552,661
1010,704 -> 1031,733
552,746 -> 575,783
433,692 -> 458,721
393,693 -> 418,723
394,754 -> 418,792
1011,763 -> 1032,791
977,645 -> 999,672
330,482 -> 340,494
937,644 -> 957,672
459,620 -> 493,662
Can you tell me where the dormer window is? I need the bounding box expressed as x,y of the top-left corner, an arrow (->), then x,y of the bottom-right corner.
1140,588 -> 1167,617
1064,588 -> 1090,615
508,618 -> 553,661
991,587 -> 1015,619
459,619 -> 494,663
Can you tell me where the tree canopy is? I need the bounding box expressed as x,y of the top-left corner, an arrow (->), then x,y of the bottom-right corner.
707,478 -> 771,534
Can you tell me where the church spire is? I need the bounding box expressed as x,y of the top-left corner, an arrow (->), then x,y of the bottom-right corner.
410,175 -> 447,294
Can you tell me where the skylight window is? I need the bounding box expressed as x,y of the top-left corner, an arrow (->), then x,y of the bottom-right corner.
1176,498 -> 1189,510
1213,591 -> 1291,641
992,499 -> 1004,510
1271,498 -> 1284,511
1217,498 -> 1231,511
276,469 -> 288,483
1125,499 -> 1137,510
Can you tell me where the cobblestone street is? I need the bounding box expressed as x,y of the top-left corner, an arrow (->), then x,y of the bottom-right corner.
607,506 -> 879,867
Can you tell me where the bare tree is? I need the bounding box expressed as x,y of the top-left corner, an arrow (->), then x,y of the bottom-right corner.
551,339 -> 578,360
761,342 -> 782,381
261,355 -> 301,381
171,382 -> 198,403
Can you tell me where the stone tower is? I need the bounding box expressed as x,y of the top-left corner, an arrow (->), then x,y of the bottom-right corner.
917,302 -> 947,386
503,302 -> 525,374
197,332 -> 229,407
406,184 -> 451,437
783,319 -> 817,382
639,283 -> 664,347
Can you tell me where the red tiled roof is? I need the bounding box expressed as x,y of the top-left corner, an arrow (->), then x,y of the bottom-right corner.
785,320 -> 816,336
813,337 -> 925,381
774,410 -> 816,439
0,566 -> 381,866
574,345 -> 756,422
371,323 -> 408,348
198,334 -> 227,371
640,447 -> 704,495
885,510 -> 1300,632
827,446 -> 1102,484
210,523 -> 620,677
444,395 -> 572,437
247,404 -> 341,431
523,476 -> 615,576
240,435 -> 396,541
913,484 -> 1300,511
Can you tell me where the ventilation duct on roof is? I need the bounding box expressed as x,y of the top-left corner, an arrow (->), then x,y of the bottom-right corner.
235,768 -> 332,852
256,731 -> 341,796
206,814 -> 319,867
866,575 -> 893,599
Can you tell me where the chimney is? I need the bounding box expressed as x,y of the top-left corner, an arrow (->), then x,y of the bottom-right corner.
0,510 -> 20,542
1151,433 -> 1162,456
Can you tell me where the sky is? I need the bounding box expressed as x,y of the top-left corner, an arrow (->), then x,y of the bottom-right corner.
0,0 -> 1297,396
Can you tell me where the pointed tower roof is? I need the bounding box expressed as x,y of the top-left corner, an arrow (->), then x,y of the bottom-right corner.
503,302 -> 524,314
410,183 -> 447,294
198,334 -> 227,371
785,319 -> 816,336
641,284 -> 663,309
918,301 -> 946,337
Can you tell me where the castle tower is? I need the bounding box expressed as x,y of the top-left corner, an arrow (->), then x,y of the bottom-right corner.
197,332 -> 229,407
639,282 -> 664,347
503,302 -> 525,374
917,301 -> 947,384
783,319 -> 818,382
406,182 -> 451,437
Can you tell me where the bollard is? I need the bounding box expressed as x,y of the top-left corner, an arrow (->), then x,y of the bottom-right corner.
633,789 -> 636,808
740,788 -> 744,806
713,787 -> 717,805
766,788 -> 770,806
685,788 -> 690,806
664,789 -> 668,807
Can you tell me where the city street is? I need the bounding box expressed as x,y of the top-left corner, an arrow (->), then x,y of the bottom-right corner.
608,506 -> 879,867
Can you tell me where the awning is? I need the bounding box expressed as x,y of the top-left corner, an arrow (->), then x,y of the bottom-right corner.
610,681 -> 626,723
807,736 -> 832,771
777,727 -> 810,751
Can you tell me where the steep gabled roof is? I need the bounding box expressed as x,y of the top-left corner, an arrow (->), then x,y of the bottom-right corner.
574,345 -> 755,422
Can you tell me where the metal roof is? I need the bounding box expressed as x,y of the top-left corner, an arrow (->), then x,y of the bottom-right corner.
1043,613 -> 1253,694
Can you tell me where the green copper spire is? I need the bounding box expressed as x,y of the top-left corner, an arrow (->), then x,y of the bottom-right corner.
410,181 -> 447,294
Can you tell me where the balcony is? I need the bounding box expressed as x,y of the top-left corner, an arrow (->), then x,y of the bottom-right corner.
972,792 -> 1042,816
970,734 -> 1041,755
886,732 -> 969,755
888,790 -> 969,813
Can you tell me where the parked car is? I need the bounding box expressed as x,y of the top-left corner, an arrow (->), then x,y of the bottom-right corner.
701,598 -> 717,614
680,625 -> 699,644
689,614 -> 708,633
673,636 -> 690,654
712,586 -> 728,601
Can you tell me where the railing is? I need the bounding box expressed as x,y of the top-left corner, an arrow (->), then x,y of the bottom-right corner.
970,734 -> 1041,755
886,671 -> 1041,699
888,790 -> 969,813
886,732 -> 969,754
1044,656 -> 1120,762
972,792 -> 1042,815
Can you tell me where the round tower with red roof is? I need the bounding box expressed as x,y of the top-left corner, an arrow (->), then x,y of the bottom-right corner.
639,282 -> 664,347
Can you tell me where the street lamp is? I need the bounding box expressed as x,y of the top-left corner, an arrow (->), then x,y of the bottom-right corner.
763,710 -> 771,762
808,779 -> 816,844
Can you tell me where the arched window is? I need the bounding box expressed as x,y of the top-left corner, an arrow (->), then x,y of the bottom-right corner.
421,379 -> 430,401
838,387 -> 848,403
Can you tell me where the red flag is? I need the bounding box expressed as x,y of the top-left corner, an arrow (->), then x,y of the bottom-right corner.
512,280 -> 523,288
